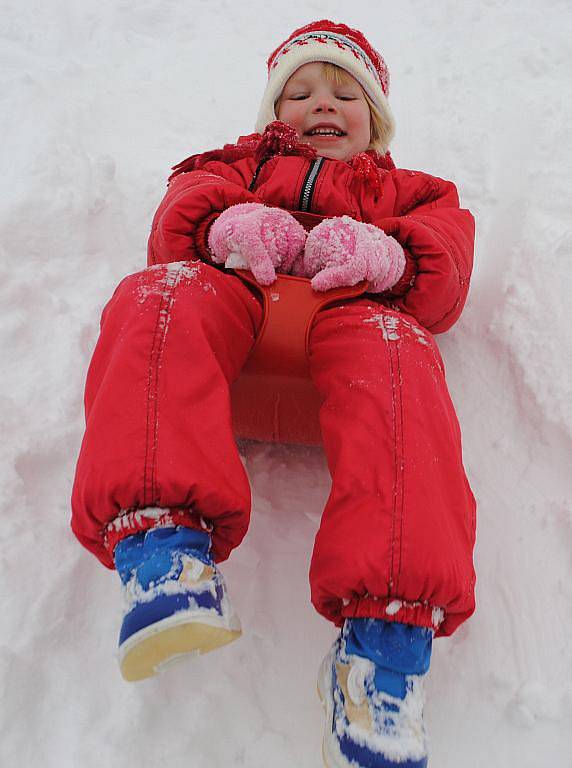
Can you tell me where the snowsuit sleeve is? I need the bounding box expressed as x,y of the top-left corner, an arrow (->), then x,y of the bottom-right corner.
369,170 -> 475,334
147,162 -> 258,266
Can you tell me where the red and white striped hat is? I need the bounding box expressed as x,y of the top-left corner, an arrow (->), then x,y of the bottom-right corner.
255,20 -> 395,146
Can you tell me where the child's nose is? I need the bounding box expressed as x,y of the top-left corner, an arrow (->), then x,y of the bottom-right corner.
312,96 -> 337,113
314,101 -> 336,113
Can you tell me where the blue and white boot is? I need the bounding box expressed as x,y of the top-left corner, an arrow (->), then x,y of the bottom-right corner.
114,526 -> 241,681
318,619 -> 433,768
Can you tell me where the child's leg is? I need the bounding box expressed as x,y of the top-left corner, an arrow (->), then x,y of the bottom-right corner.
72,262 -> 262,679
311,301 -> 475,766
308,300 -> 476,637
71,261 -> 263,568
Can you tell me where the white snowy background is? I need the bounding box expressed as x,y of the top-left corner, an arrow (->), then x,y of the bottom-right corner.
1,0 -> 571,766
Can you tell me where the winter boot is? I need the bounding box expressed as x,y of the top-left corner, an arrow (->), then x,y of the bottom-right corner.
318,618 -> 433,768
114,525 -> 241,681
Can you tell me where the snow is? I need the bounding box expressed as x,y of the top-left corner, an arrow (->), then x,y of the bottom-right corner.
1,1 -> 572,766
385,600 -> 404,616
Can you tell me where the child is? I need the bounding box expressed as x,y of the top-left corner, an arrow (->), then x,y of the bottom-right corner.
71,20 -> 476,768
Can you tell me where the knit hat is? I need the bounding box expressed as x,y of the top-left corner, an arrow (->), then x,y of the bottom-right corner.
255,20 -> 395,151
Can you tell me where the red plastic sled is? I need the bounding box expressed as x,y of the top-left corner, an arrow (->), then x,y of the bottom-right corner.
230,212 -> 368,446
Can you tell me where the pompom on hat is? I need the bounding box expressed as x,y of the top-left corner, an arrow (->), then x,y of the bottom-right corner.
255,20 -> 396,152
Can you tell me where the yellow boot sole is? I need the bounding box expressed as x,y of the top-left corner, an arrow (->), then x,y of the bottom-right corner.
119,615 -> 241,682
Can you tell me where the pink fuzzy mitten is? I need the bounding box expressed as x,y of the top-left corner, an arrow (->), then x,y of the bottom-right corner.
208,203 -> 307,286
302,215 -> 405,293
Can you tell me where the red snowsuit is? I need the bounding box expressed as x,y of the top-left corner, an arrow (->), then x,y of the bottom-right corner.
71,132 -> 477,638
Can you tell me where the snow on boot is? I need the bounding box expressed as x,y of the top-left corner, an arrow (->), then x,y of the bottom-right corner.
114,525 -> 241,681
318,619 -> 432,768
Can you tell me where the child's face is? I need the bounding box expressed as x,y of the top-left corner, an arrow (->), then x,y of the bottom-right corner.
276,62 -> 371,162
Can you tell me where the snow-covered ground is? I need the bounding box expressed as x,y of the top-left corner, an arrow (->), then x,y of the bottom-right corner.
1,1 -> 571,766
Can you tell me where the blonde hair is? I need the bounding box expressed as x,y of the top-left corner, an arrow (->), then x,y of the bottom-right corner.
275,62 -> 393,155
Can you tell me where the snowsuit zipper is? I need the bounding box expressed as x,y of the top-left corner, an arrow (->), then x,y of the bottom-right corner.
299,157 -> 324,212
248,156 -> 272,192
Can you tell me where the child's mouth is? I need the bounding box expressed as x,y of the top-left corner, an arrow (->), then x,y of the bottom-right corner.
308,133 -> 345,140
304,125 -> 347,139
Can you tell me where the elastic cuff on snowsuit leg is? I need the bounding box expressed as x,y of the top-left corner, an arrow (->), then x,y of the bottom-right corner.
342,595 -> 445,633
103,507 -> 210,564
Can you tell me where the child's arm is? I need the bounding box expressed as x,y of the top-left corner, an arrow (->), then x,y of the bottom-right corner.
369,171 -> 475,334
147,162 -> 260,267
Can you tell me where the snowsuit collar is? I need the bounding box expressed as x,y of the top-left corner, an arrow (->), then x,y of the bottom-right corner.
169,121 -> 395,191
